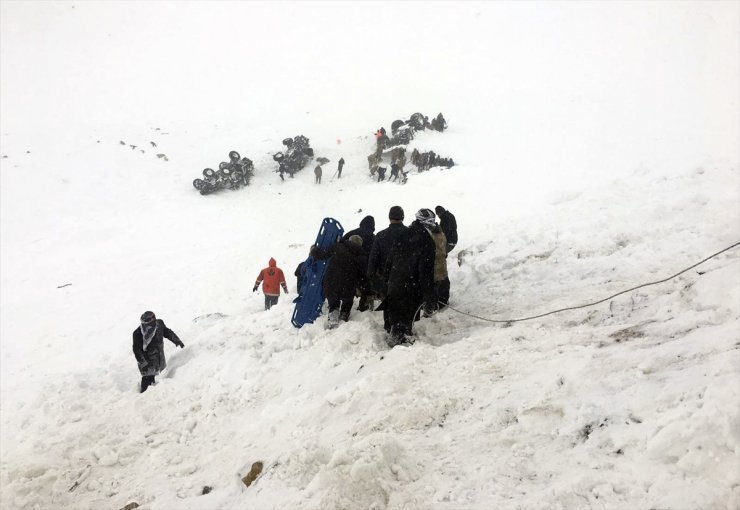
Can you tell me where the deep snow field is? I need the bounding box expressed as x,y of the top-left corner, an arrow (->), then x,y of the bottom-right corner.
1,2 -> 739,510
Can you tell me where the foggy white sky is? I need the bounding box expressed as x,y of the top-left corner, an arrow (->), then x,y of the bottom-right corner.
1,1 -> 738,171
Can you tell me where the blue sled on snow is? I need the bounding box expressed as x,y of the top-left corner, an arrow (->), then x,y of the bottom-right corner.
291,217 -> 344,328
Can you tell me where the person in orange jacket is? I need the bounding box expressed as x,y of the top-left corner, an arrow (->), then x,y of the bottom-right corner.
253,258 -> 288,310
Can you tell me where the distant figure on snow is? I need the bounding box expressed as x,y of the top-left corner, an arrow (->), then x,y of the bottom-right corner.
337,157 -> 345,178
377,166 -> 387,182
431,112 -> 447,132
132,311 -> 184,393
254,258 -> 289,310
314,164 -> 323,184
368,153 -> 379,175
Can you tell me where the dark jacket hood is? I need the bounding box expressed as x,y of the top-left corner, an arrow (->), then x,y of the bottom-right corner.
360,216 -> 375,232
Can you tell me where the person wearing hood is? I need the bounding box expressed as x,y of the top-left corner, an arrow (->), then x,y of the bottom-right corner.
382,208 -> 437,346
343,215 -> 376,255
310,235 -> 368,326
342,215 -> 376,311
253,258 -> 289,310
132,311 -> 184,393
435,205 -> 458,253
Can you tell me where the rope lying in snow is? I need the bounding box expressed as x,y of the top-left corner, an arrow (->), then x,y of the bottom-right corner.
444,241 -> 740,324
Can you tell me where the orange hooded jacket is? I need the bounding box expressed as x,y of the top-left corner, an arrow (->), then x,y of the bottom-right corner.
255,258 -> 288,296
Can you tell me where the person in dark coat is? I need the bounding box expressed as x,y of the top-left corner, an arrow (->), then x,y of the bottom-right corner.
310,235 -> 368,324
337,157 -> 345,178
435,205 -> 458,252
432,112 -> 447,132
390,163 -> 400,181
294,261 -> 305,294
132,311 -> 184,393
367,206 -> 408,332
382,209 -> 437,346
377,166 -> 387,182
342,216 -> 376,311
411,148 -> 420,167
419,152 -> 430,172
342,215 -> 375,254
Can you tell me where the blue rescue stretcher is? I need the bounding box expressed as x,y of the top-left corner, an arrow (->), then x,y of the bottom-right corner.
291,218 -> 344,328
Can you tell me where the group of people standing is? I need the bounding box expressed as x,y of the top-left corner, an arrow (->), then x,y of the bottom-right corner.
368,146 -> 409,183
410,149 -> 455,172
309,205 -> 458,345
132,204 -> 457,393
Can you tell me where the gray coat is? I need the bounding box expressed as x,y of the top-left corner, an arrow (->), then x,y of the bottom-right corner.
132,319 -> 182,376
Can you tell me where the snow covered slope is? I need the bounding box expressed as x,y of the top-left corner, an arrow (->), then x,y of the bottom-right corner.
1,2 -> 738,509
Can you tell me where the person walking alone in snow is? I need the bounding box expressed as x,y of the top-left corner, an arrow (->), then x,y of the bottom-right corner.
132,311 -> 184,393
337,157 -> 345,178
314,164 -> 323,184
253,258 -> 289,310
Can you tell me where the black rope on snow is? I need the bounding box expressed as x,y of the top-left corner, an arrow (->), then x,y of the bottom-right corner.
443,241 -> 740,324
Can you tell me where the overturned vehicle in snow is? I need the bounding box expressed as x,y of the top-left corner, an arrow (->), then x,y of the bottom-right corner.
375,112 -> 448,154
193,150 -> 255,195
273,135 -> 314,179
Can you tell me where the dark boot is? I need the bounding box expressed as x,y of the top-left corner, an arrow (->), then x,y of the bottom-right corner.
387,324 -> 414,347
339,299 -> 353,322
141,375 -> 156,393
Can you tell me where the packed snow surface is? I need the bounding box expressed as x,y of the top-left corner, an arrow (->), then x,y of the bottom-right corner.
1,2 -> 739,509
